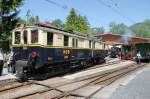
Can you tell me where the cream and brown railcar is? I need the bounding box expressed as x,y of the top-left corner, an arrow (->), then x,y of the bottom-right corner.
12,24 -> 108,76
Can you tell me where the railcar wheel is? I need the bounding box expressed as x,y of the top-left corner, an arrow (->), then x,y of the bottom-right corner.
99,58 -> 105,64
80,60 -> 87,67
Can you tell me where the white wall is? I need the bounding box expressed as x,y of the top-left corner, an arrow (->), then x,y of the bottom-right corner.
39,30 -> 47,45
84,40 -> 89,48
78,38 -> 84,48
53,33 -> 64,46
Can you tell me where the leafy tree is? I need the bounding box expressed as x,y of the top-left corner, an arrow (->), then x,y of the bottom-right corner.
28,16 -> 39,25
109,22 -> 128,35
0,0 -> 24,51
76,15 -> 90,34
90,27 -> 105,35
64,8 -> 90,34
130,19 -> 150,38
64,8 -> 78,32
17,18 -> 26,24
17,16 -> 39,25
51,19 -> 64,29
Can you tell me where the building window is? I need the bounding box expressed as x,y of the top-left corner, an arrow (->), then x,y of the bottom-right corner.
23,30 -> 28,44
31,30 -> 38,43
64,35 -> 69,46
47,32 -> 53,45
15,31 -> 21,44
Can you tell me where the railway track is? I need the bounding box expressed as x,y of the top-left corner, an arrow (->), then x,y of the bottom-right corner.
0,78 -> 16,86
53,63 -> 147,99
86,58 -> 125,70
0,62 -> 148,99
0,58 -> 121,86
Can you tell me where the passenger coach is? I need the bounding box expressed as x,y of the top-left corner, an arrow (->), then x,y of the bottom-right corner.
12,23 -> 108,77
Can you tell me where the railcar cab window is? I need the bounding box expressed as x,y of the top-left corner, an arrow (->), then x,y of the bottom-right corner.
47,32 -> 53,45
15,31 -> 21,44
31,30 -> 38,43
23,30 -> 28,44
64,35 -> 69,46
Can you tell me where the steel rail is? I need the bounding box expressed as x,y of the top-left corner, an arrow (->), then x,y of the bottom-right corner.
53,63 -> 147,99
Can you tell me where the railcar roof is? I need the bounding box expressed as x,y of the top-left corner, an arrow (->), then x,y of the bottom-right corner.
14,23 -> 102,43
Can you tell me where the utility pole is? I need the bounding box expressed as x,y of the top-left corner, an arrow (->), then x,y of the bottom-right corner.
26,9 -> 31,25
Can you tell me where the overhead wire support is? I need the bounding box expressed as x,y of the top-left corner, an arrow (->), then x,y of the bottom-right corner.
45,0 -> 82,14
97,0 -> 136,24
109,0 -> 119,8
45,0 -> 86,16
45,0 -> 68,10
44,0 -> 102,25
45,0 -> 81,16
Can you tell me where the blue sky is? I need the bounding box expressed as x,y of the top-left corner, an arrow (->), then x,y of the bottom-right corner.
19,0 -> 150,31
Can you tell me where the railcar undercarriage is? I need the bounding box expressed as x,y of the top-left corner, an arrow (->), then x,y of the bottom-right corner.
15,57 -> 106,81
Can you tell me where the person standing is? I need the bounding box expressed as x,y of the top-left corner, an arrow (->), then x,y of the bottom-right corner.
12,52 -> 16,73
136,50 -> 141,64
7,51 -> 14,73
0,50 -> 4,76
6,52 -> 11,73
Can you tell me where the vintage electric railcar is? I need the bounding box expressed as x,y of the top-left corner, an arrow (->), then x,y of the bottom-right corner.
12,23 -> 108,78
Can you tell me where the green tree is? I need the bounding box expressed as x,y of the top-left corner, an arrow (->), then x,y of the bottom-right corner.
91,27 -> 105,35
51,19 -> 64,29
64,8 -> 77,32
0,0 -> 24,51
64,8 -> 90,34
109,22 -> 128,35
17,18 -> 26,24
28,16 -> 39,25
76,15 -> 90,34
130,19 -> 150,38
17,16 -> 40,26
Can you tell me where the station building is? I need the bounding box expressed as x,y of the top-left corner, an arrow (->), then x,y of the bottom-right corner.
95,33 -> 150,49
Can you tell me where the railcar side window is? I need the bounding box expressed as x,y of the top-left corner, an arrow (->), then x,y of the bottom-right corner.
76,39 -> 78,47
72,38 -> 78,47
93,42 -> 95,48
47,32 -> 53,45
103,44 -> 106,49
31,30 -> 38,43
15,31 -> 21,44
89,40 -> 92,48
72,38 -> 75,47
23,30 -> 28,44
64,35 -> 69,46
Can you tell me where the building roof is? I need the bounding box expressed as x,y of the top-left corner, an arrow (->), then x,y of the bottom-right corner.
96,33 -> 150,45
